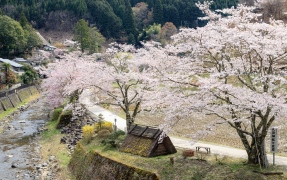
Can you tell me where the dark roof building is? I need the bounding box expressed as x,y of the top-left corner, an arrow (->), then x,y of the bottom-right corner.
120,124 -> 177,157
43,45 -> 56,51
0,58 -> 23,68
13,58 -> 29,64
0,58 -> 23,74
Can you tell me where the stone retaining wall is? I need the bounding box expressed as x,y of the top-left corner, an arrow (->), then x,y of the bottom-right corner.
29,86 -> 39,95
0,86 -> 38,111
0,97 -> 14,110
0,102 -> 4,113
69,144 -> 159,180
17,88 -> 32,102
8,94 -> 21,107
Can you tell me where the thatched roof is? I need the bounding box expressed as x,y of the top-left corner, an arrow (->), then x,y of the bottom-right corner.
120,124 -> 177,157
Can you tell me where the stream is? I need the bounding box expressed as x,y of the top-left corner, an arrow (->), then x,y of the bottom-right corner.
0,98 -> 50,180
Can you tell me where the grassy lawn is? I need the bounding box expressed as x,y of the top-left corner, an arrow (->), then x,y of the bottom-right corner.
77,133 -> 287,180
41,105 -> 287,179
106,103 -> 287,157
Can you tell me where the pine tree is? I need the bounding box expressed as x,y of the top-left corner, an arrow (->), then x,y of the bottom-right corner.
123,0 -> 137,43
19,11 -> 28,27
74,19 -> 90,53
153,0 -> 163,25
89,27 -> 105,54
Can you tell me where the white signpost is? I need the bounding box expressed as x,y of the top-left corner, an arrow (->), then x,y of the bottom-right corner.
270,127 -> 278,165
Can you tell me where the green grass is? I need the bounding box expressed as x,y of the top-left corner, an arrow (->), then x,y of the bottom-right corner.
51,107 -> 63,121
77,135 -> 287,180
0,108 -> 16,120
40,111 -> 72,179
40,107 -> 287,180
42,120 -> 61,141
58,151 -> 71,166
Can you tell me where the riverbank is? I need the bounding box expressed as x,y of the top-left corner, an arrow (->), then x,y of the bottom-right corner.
0,93 -> 40,133
0,95 -> 52,179
38,118 -> 73,180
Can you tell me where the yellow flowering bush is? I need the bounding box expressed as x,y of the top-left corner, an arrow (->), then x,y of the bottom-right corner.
95,121 -> 113,132
82,125 -> 95,144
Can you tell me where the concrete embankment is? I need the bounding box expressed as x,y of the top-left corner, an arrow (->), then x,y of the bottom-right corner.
0,85 -> 41,133
0,85 -> 40,111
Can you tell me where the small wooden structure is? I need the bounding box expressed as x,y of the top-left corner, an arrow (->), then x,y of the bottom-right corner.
196,146 -> 211,154
120,124 -> 177,157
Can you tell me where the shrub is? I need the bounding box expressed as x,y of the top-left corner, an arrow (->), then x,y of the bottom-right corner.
82,125 -> 95,144
51,108 -> 63,121
56,110 -> 72,129
101,130 -> 126,148
97,129 -> 111,138
109,130 -> 126,139
95,121 -> 113,132
102,103 -> 110,109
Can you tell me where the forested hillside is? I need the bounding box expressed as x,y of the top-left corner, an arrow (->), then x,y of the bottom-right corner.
0,0 -> 238,43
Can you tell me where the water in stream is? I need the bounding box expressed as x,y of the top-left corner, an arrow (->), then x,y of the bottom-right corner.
0,98 -> 50,180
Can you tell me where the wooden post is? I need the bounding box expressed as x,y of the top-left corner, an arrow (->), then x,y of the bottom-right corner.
170,157 -> 174,165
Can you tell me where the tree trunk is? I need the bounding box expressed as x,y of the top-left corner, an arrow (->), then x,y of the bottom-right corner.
126,113 -> 134,132
247,139 -> 268,167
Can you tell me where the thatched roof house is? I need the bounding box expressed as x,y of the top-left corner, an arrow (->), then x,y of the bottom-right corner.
120,124 -> 177,157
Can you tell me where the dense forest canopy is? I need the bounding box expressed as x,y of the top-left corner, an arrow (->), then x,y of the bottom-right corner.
0,0 -> 238,42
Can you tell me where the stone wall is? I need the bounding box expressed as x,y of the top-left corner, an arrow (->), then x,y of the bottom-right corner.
17,88 -> 32,102
0,86 -> 38,111
69,144 -> 160,180
8,94 -> 21,107
0,102 -> 5,113
0,97 -> 13,110
29,86 -> 40,95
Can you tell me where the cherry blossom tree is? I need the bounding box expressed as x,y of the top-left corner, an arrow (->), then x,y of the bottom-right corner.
40,51 -> 91,107
69,44 -> 159,131
138,2 -> 287,166
41,45 -> 157,131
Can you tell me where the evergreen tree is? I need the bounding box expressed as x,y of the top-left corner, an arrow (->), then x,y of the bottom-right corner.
127,33 -> 135,44
76,0 -> 87,17
153,0 -> 163,25
74,19 -> 90,53
0,15 -> 26,54
123,0 -> 137,43
163,5 -> 180,27
23,24 -> 42,49
87,0 -> 123,38
146,0 -> 154,9
19,11 -> 28,27
88,27 -> 105,54
21,64 -> 38,85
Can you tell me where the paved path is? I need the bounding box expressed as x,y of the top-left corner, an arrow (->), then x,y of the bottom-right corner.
80,91 -> 287,166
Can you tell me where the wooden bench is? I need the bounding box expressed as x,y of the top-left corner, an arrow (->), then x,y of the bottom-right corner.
196,146 -> 211,154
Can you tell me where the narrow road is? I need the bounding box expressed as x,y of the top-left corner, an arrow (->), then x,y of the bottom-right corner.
80,92 -> 287,166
